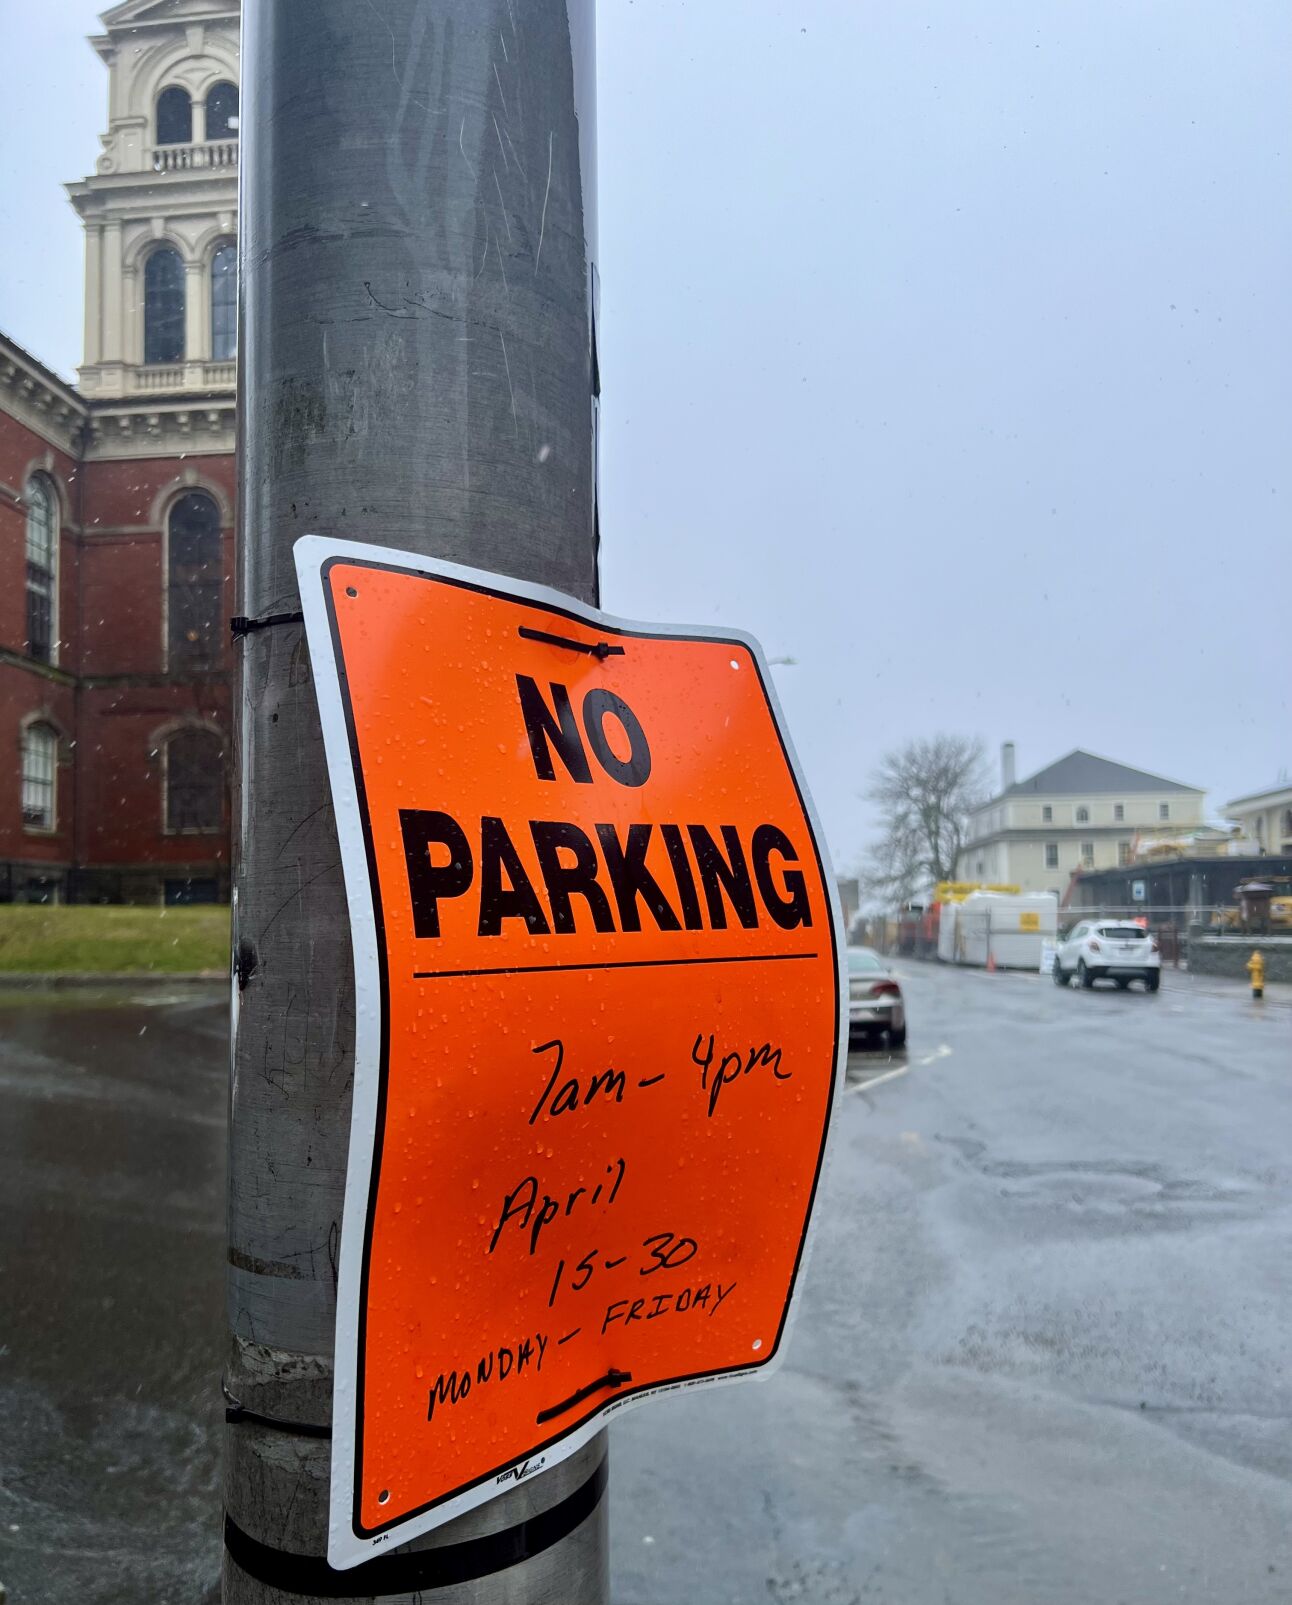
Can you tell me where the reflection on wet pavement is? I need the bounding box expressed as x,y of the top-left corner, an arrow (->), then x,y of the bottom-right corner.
0,985 -> 226,1605
613,959 -> 1292,1605
6,964 -> 1292,1605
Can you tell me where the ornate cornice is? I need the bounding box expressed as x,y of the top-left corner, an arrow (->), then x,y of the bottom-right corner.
1,334 -> 236,461
84,397 -> 236,460
0,338 -> 86,457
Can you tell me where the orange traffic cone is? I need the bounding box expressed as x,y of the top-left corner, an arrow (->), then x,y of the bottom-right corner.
986,950 -> 997,974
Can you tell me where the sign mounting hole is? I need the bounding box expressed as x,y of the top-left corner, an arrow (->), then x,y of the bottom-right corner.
751,1339 -> 763,1351
377,1489 -> 390,1505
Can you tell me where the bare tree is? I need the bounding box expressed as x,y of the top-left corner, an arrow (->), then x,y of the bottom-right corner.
860,734 -> 989,905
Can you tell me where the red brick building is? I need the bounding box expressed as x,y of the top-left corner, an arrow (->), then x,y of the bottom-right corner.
0,0 -> 238,904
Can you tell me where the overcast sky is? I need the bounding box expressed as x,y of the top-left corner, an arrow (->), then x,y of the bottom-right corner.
2,2 -> 1288,871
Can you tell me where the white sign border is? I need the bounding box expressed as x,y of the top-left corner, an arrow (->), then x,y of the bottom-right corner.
294,535 -> 847,1571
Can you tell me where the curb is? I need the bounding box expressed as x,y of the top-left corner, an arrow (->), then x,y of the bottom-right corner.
926,960 -> 1292,1007
0,971 -> 225,989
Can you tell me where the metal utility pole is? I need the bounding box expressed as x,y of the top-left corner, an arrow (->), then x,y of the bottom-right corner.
225,3 -> 605,1600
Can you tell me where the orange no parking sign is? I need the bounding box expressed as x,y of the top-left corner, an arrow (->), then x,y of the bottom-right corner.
295,539 -> 844,1569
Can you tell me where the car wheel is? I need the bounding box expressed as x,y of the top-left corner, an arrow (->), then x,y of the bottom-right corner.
1144,972 -> 1161,993
888,1024 -> 907,1048
1052,961 -> 1068,987
1078,959 -> 1094,989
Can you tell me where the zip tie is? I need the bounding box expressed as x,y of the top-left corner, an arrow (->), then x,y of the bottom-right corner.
518,625 -> 623,659
222,1381 -> 332,1439
230,610 -> 305,639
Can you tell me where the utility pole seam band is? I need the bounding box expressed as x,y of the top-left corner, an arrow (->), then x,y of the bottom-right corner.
222,1456 -> 608,1596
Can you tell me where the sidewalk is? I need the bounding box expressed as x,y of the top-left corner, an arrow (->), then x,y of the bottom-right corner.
898,955 -> 1292,1009
1161,966 -> 1292,1007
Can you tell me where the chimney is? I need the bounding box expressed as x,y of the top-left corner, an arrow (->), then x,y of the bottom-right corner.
1001,742 -> 1016,791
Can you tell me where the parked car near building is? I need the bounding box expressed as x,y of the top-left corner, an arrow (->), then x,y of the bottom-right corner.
847,947 -> 907,1046
1053,920 -> 1161,991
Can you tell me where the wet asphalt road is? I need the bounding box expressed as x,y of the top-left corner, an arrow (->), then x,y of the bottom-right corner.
1,966 -> 1289,1603
0,986 -> 227,1605
615,965 -> 1292,1605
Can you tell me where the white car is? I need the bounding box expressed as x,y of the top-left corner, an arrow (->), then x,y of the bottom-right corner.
1053,920 -> 1161,992
847,947 -> 907,1046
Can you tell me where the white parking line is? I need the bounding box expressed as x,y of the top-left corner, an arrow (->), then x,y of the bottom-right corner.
847,1059 -> 905,1097
847,1043 -> 952,1094
849,1062 -> 910,1093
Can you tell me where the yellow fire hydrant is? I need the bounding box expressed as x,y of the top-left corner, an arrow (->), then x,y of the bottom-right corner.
1247,950 -> 1265,1000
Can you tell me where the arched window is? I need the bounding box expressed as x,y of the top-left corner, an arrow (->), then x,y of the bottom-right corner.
167,492 -> 223,669
211,244 -> 237,360
1075,806 -> 1090,824
144,247 -> 185,364
1282,808 -> 1292,839
163,728 -> 224,833
25,476 -> 56,663
206,81 -> 239,140
156,86 -> 192,145
21,722 -> 58,832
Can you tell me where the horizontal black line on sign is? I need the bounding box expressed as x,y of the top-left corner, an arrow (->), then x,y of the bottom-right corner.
412,952 -> 819,981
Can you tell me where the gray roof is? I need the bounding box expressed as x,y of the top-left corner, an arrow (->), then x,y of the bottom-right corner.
1225,778 -> 1292,809
998,750 -> 1202,801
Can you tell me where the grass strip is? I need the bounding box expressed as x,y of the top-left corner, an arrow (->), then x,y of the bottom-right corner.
0,905 -> 230,974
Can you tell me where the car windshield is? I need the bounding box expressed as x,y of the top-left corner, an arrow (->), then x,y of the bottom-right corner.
1097,925 -> 1147,940
847,948 -> 885,974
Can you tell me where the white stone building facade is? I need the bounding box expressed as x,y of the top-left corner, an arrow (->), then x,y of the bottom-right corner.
1225,781 -> 1292,858
957,747 -> 1207,897
66,0 -> 239,461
